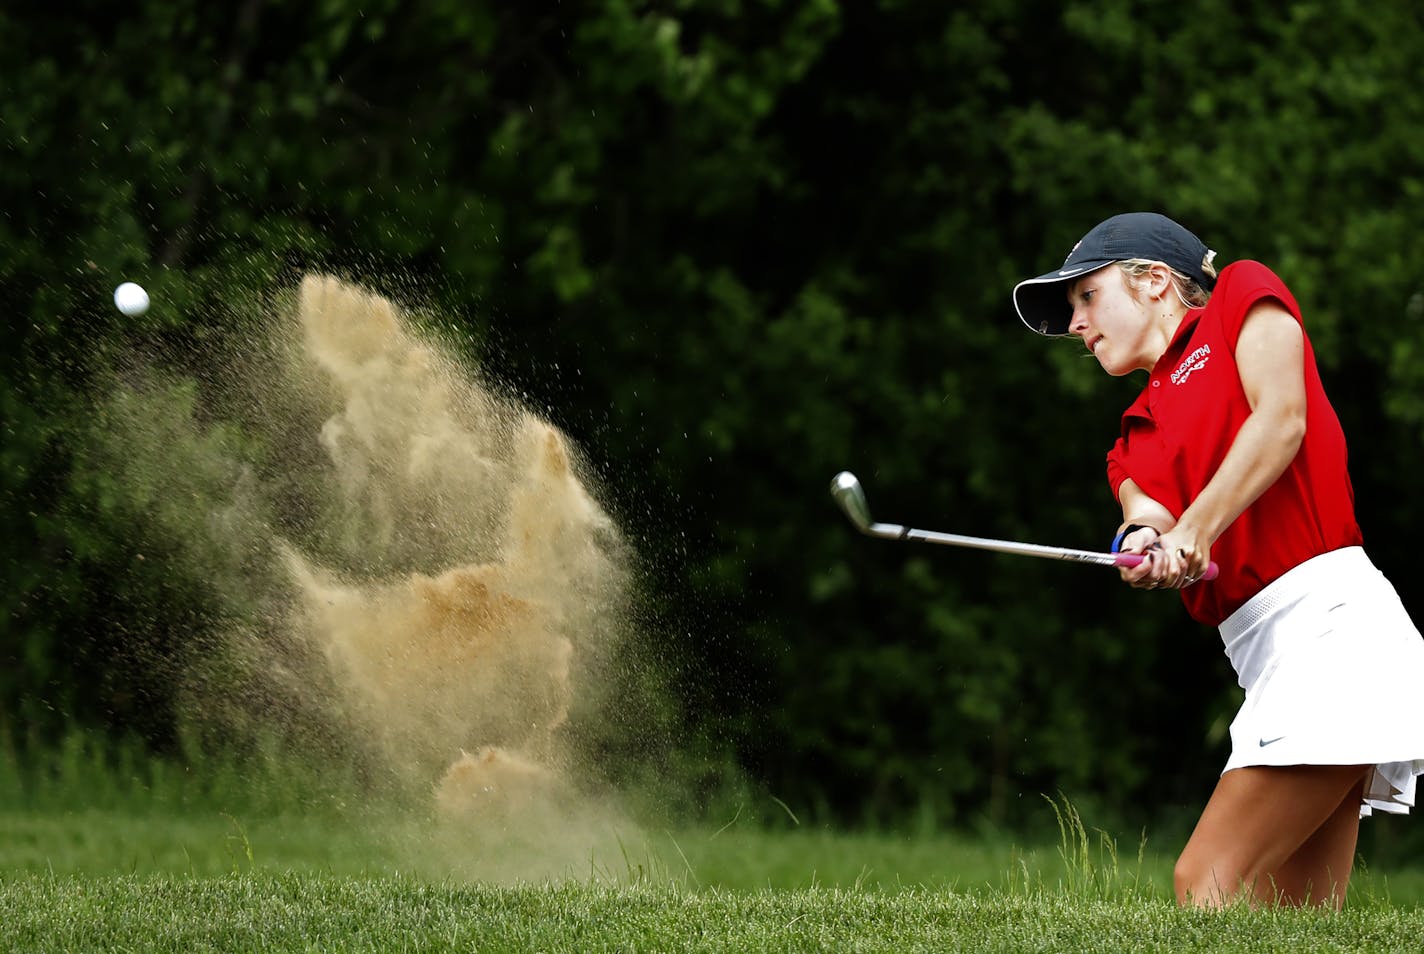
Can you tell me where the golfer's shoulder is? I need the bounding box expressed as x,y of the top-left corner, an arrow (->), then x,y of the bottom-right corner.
1211,260 -> 1295,301
1208,260 -> 1303,333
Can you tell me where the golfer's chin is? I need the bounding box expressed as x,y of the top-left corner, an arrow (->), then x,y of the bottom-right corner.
1093,350 -> 1139,378
1092,351 -> 1124,376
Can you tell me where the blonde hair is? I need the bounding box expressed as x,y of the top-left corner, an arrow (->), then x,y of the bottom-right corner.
1117,252 -> 1217,309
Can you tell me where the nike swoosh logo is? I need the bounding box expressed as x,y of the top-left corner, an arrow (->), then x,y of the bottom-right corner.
1259,736 -> 1286,747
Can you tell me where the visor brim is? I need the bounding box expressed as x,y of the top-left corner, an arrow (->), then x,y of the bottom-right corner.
1012,259 -> 1116,336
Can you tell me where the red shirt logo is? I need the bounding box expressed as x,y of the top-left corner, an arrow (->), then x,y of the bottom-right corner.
1170,344 -> 1211,386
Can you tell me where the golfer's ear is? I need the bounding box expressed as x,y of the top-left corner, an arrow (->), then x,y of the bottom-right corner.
1150,263 -> 1174,299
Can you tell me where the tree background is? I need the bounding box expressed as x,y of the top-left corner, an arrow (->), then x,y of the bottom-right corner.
4,1 -> 1423,835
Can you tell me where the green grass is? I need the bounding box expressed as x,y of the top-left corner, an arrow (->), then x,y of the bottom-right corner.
4,738 -> 1424,951
5,875 -> 1424,952
6,804 -> 1424,952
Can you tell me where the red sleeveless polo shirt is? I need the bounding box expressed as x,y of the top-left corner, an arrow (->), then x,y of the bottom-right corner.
1105,261 -> 1362,626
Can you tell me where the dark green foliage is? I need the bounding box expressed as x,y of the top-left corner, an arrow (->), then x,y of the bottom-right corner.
4,1 -> 1424,827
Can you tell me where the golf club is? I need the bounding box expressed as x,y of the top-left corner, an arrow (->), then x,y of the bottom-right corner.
829,471 -> 1219,581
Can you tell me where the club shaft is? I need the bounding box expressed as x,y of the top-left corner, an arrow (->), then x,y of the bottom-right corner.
830,471 -> 1219,580
863,521 -> 1130,567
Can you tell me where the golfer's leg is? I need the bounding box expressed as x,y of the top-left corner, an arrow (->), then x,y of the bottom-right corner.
1268,774 -> 1366,908
1173,764 -> 1369,907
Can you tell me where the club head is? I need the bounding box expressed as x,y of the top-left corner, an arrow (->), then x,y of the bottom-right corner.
829,471 -> 873,532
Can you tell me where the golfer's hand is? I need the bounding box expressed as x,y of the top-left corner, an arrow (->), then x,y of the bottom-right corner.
1117,526 -> 1163,589
1155,526 -> 1212,589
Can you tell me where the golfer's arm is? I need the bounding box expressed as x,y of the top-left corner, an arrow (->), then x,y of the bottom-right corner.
1116,480 -> 1177,536
1173,303 -> 1307,544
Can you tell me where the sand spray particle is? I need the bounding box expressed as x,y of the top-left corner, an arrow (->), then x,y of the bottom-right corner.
92,274 -> 660,879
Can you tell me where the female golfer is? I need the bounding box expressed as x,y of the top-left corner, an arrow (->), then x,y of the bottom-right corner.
1012,212 -> 1424,908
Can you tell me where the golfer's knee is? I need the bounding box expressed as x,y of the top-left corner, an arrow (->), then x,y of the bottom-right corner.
1174,851 -> 1235,907
1173,854 -> 1200,905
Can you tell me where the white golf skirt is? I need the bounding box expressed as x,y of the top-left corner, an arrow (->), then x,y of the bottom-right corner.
1219,547 -> 1424,817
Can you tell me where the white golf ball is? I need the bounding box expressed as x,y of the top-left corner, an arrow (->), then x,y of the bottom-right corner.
113,282 -> 150,317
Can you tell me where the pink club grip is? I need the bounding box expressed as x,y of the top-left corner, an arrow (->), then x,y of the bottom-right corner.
1113,552 -> 1220,582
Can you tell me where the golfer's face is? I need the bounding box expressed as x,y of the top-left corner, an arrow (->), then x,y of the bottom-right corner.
1066,266 -> 1147,375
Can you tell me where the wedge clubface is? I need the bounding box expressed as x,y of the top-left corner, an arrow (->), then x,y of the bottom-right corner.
829,471 -> 1218,580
